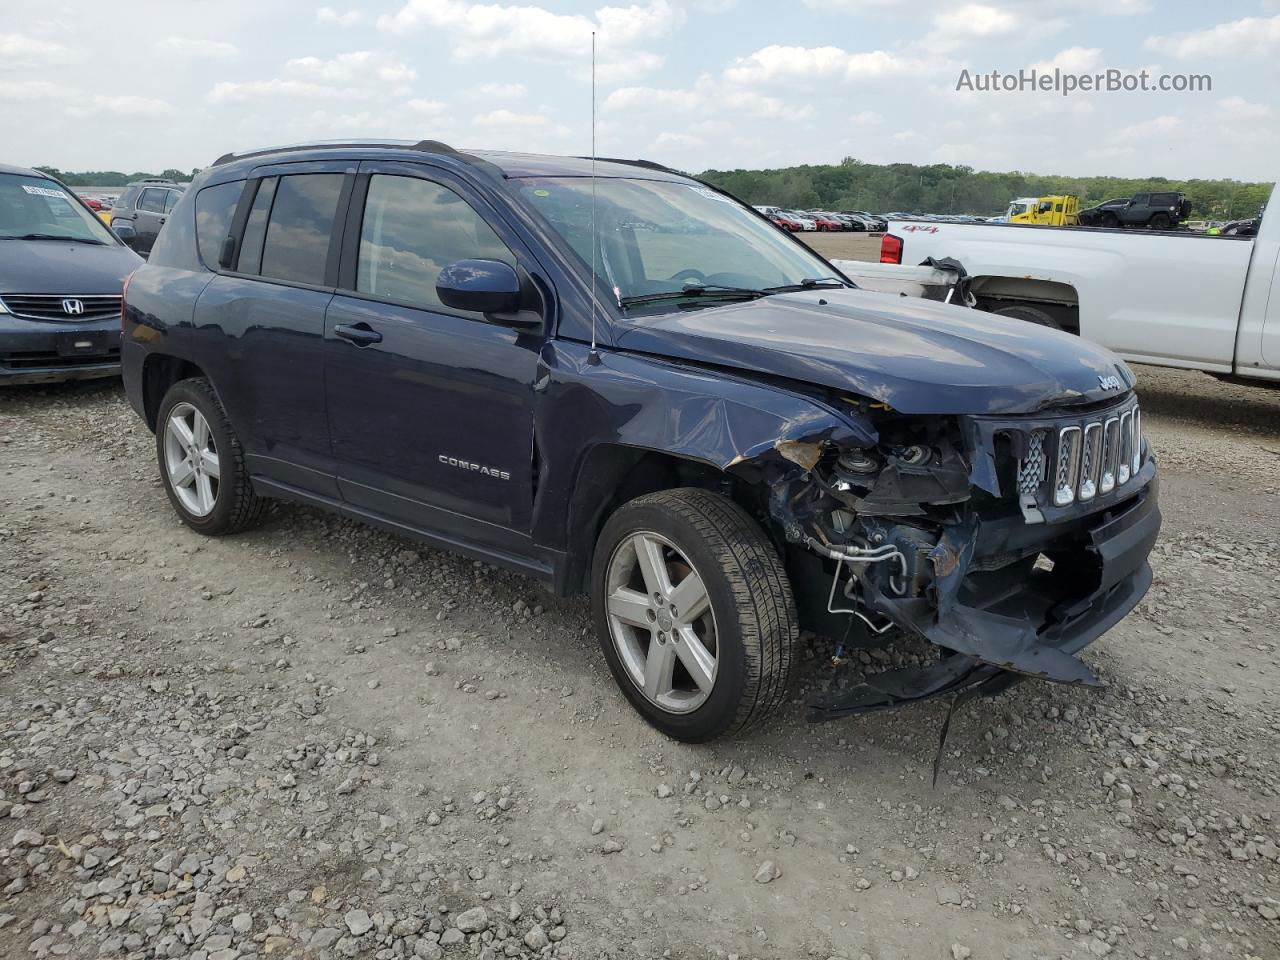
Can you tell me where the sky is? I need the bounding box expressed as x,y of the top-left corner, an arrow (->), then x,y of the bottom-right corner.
1,0 -> 1277,181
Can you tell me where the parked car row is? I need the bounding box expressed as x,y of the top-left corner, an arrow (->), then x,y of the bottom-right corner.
753,205 -> 887,233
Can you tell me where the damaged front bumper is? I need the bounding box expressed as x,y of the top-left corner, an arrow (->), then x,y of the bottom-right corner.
811,475 -> 1159,719
755,393 -> 1162,720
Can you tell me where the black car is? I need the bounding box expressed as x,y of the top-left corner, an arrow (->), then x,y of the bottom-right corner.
0,164 -> 142,384
108,179 -> 186,256
1078,191 -> 1192,230
120,140 -> 1159,742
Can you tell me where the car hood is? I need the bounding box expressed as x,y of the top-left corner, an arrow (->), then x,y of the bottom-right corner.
613,289 -> 1135,416
0,239 -> 141,296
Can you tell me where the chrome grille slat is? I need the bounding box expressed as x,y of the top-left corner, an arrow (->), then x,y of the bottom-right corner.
0,294 -> 122,323
1014,399 -> 1144,515
1054,426 -> 1082,506
1078,422 -> 1102,501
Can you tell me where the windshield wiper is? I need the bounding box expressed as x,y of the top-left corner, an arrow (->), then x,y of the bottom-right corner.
2,233 -> 106,245
619,283 -> 766,309
761,276 -> 849,293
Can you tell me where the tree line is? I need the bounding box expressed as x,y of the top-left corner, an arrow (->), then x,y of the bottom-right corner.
33,167 -> 199,187
696,157 -> 1271,221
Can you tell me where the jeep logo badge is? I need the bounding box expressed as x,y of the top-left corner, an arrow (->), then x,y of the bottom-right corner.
1097,375 -> 1122,391
61,298 -> 85,316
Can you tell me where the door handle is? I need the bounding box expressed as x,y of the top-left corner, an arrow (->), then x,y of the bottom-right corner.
333,322 -> 382,346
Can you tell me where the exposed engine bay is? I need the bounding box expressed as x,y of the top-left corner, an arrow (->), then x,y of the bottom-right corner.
760,394 -> 1161,721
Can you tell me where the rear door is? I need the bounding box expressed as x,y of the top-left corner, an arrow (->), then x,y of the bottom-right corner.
191,161 -> 353,496
323,160 -> 543,553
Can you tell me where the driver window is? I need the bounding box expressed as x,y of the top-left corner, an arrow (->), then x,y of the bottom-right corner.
356,175 -> 514,311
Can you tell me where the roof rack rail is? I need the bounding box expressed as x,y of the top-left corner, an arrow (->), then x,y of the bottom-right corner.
576,156 -> 676,174
136,177 -> 179,184
211,138 -> 469,168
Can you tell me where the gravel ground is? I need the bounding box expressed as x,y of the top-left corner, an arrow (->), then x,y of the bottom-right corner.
0,363 -> 1277,960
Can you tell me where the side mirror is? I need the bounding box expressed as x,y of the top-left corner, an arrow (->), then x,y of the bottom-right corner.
111,222 -> 137,248
436,259 -> 523,316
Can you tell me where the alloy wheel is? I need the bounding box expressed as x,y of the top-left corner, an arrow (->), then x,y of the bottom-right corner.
163,402 -> 220,517
604,531 -> 719,714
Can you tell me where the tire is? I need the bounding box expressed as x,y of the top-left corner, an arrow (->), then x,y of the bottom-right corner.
990,302 -> 1064,331
1100,212 -> 1119,229
155,377 -> 266,536
1149,213 -> 1171,230
591,488 -> 797,742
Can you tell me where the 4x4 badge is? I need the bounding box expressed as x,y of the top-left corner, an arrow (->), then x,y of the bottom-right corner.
1097,375 -> 1122,391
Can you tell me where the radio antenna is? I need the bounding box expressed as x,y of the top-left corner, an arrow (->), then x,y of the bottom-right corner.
588,29 -> 601,363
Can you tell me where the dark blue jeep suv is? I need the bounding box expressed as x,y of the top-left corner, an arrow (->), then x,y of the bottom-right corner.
121,140 -> 1160,741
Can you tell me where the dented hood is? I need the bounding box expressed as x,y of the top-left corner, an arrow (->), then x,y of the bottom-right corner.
613,289 -> 1134,415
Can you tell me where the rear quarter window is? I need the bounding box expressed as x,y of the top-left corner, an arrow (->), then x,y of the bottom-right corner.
194,181 -> 245,270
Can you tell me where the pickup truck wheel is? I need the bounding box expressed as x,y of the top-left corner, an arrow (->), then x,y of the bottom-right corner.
156,378 -> 266,536
990,302 -> 1063,331
592,488 -> 797,742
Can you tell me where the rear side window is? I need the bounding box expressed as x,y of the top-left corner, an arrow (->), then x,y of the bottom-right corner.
259,174 -> 344,286
163,190 -> 181,213
1152,193 -> 1177,205
355,175 -> 513,311
139,188 -> 166,213
195,181 -> 244,269
237,177 -> 278,276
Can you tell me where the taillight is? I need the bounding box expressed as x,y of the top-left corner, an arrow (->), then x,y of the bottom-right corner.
880,234 -> 903,264
121,271 -> 134,329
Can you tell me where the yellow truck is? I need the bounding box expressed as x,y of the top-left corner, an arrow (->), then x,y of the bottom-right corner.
1003,195 -> 1079,226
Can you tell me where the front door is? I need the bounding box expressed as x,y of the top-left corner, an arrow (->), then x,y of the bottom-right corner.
134,187 -> 167,254
323,162 -> 543,553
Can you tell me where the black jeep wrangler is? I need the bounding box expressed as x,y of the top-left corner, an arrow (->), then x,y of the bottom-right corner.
1079,191 -> 1192,230
120,140 -> 1161,741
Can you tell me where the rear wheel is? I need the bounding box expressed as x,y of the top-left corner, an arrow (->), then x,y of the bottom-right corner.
156,378 -> 265,535
1149,212 -> 1171,230
592,488 -> 797,742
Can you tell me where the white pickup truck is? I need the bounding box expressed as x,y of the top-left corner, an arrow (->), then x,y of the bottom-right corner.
832,182 -> 1280,386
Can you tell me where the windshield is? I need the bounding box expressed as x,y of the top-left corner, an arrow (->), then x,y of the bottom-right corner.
516,177 -> 845,312
0,174 -> 117,243
1007,201 -> 1031,217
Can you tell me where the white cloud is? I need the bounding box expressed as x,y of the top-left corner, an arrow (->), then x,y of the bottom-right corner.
932,3 -> 1020,37
377,0 -> 681,79
407,98 -> 448,115
286,51 -> 416,88
209,51 -> 417,103
317,6 -> 364,26
1032,46 -> 1103,73
0,79 -> 73,100
1218,96 -> 1269,119
478,82 -> 527,98
155,37 -> 238,59
1117,114 -> 1181,138
850,110 -> 882,124
1145,15 -> 1280,60
723,45 -> 927,86
605,77 -> 805,120
87,95 -> 175,117
0,32 -> 69,65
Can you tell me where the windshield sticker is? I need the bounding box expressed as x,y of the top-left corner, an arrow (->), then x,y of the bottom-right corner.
532,188 -> 551,197
22,184 -> 68,200
689,186 -> 734,204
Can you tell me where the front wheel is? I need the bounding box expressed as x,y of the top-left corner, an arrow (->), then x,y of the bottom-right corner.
591,488 -> 797,742
156,378 -> 266,535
